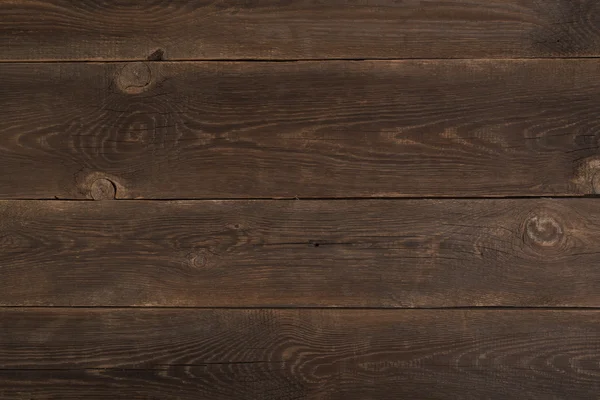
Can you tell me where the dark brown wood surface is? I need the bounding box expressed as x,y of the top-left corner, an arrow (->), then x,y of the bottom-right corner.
2,0 -> 600,60
4,2 -> 600,398
1,199 -> 599,307
3,60 -> 600,199
0,308 -> 599,399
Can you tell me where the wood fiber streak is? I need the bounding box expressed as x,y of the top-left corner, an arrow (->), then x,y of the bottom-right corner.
0,309 -> 599,399
2,0 -> 600,60
1,199 -> 599,307
2,60 -> 600,198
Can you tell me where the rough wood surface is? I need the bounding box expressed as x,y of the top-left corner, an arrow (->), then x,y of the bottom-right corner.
3,60 -> 600,199
2,199 -> 600,307
2,0 -> 600,60
0,309 -> 599,399
5,2 -> 600,399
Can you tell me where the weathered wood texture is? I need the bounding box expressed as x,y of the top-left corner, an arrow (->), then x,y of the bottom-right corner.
0,309 -> 599,399
3,60 -> 600,199
2,0 -> 600,60
2,199 -> 599,307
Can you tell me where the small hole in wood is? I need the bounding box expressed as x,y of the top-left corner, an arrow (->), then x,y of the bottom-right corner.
147,48 -> 165,61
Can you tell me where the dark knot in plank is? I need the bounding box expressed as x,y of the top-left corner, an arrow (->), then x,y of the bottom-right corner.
117,62 -> 152,94
90,178 -> 117,200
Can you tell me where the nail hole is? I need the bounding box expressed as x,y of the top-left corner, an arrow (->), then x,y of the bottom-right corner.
147,48 -> 165,61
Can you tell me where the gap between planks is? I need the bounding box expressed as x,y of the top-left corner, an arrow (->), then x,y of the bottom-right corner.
1,306 -> 600,310
5,57 -> 600,64
5,195 -> 600,201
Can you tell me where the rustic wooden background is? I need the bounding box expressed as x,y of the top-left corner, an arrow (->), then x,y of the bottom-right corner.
2,1 -> 600,399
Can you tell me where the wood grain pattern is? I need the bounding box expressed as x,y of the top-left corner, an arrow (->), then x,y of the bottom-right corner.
3,60 -> 600,199
0,309 -> 599,399
5,3 -> 599,400
2,199 -> 600,307
2,0 -> 600,60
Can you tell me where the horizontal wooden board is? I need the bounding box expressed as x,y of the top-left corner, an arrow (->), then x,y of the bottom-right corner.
2,199 -> 600,307
2,0 -> 600,60
0,309 -> 599,399
3,60 -> 600,199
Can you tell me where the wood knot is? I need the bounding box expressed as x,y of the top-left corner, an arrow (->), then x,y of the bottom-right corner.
572,158 -> 600,194
184,251 -> 210,269
90,178 -> 116,200
592,171 -> 600,195
524,214 -> 564,247
117,63 -> 152,94
192,253 -> 207,268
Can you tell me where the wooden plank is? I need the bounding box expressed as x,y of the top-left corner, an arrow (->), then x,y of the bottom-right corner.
2,199 -> 600,307
2,0 -> 600,60
0,309 -> 598,399
2,60 -> 600,199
